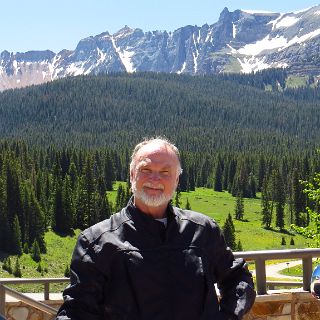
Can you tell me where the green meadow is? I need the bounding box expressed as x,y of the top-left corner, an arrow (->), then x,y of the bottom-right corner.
107,184 -> 309,251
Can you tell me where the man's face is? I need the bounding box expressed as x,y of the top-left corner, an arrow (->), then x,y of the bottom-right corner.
130,143 -> 180,208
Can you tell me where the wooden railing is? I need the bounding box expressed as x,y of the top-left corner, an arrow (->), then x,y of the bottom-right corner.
0,277 -> 68,317
234,248 -> 320,295
1,248 -> 320,317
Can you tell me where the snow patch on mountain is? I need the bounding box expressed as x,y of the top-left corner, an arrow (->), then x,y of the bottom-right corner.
274,15 -> 300,28
241,9 -> 276,14
111,37 -> 135,73
238,35 -> 287,56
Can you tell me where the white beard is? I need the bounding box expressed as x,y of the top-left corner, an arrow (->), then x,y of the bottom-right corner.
132,182 -> 173,207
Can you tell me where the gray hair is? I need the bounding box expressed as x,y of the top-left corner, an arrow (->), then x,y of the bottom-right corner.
130,137 -> 183,176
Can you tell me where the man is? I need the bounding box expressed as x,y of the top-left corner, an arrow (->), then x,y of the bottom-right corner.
56,137 -> 255,320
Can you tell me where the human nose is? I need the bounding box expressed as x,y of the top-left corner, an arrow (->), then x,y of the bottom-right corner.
149,171 -> 160,180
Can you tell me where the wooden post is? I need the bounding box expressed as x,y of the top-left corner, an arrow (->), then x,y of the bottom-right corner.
44,282 -> 49,300
0,284 -> 6,318
255,258 -> 267,295
302,256 -> 312,291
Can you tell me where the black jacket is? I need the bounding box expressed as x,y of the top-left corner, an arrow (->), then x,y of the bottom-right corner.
56,199 -> 255,320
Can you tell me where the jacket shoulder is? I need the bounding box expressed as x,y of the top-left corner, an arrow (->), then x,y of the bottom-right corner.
174,207 -> 218,228
81,209 -> 130,243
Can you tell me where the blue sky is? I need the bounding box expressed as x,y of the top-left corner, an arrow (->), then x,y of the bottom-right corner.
2,1 -> 320,53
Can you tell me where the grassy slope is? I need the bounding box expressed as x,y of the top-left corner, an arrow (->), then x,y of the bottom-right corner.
0,185 -> 310,286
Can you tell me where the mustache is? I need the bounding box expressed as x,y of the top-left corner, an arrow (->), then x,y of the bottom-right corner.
142,182 -> 165,190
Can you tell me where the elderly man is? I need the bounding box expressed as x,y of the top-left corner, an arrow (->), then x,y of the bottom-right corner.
56,138 -> 255,320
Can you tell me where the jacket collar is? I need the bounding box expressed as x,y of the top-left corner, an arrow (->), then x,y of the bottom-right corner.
125,196 -> 177,235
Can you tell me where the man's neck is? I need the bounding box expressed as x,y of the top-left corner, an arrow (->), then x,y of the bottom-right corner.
134,198 -> 168,219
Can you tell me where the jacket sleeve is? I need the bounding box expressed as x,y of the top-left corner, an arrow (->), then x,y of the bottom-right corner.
209,221 -> 256,319
55,232 -> 106,320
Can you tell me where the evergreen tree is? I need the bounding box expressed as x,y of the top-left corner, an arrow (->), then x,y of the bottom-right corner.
10,215 -> 22,255
222,214 -> 236,250
97,194 -> 112,221
237,239 -> 243,251
52,176 -> 63,232
292,168 -> 306,226
2,257 -> 12,274
13,257 -> 22,277
75,176 -> 88,229
0,177 -> 8,251
272,169 -> 285,230
64,264 -> 71,277
61,175 -> 74,233
28,187 -> 46,252
214,158 -> 223,192
30,239 -> 41,262
261,178 -> 273,229
234,196 -> 244,220
83,156 -> 98,227
185,198 -> 191,210
104,153 -> 115,191
175,189 -> 181,208
115,184 -> 126,212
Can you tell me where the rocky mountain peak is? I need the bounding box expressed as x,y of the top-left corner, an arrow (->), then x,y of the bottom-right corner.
1,5 -> 320,90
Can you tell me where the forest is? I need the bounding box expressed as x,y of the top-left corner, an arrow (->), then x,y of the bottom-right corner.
0,69 -> 320,257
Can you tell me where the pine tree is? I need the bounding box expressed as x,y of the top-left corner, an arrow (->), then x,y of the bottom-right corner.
237,239 -> 243,251
83,156 -> 98,227
52,176 -> 63,232
115,184 -> 126,212
261,178 -> 273,229
64,265 -> 71,277
214,158 -> 223,192
272,169 -> 285,230
28,188 -> 46,253
75,176 -> 88,229
234,196 -> 244,220
185,198 -> 191,210
292,168 -> 306,226
13,257 -> 22,277
222,214 -> 236,250
2,257 -> 12,274
30,239 -> 41,262
10,215 -> 22,255
175,189 -> 181,208
61,175 -> 74,233
0,177 -> 9,251
104,153 -> 115,191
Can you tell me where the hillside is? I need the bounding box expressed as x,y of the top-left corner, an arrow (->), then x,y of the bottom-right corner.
0,72 -> 320,153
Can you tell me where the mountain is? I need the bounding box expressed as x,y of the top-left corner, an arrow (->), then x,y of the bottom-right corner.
1,5 -> 320,90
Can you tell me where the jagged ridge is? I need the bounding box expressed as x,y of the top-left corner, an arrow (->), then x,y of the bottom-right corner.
1,5 -> 320,90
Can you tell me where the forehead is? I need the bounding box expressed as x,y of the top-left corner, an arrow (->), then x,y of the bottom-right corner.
135,143 -> 178,167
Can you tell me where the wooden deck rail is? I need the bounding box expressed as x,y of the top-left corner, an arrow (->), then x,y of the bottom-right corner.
0,277 -> 68,317
234,248 -> 320,295
1,248 -> 320,317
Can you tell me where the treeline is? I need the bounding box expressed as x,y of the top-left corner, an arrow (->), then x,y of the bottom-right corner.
1,141 -> 319,254
0,142 -> 129,254
0,71 -> 320,153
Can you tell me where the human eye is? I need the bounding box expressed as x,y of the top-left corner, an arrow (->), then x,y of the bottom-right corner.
160,170 -> 170,176
140,168 -> 152,174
